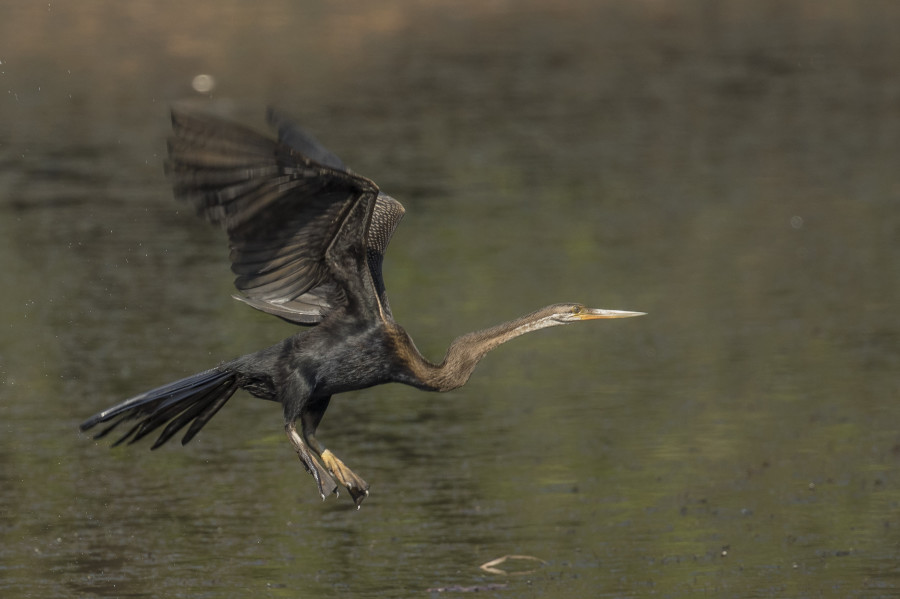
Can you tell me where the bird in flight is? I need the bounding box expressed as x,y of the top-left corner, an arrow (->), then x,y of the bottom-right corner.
80,108 -> 644,507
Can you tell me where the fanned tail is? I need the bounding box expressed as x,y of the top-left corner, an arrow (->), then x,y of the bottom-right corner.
80,367 -> 240,449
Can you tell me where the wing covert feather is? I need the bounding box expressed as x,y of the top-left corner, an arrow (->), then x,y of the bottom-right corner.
165,108 -> 403,325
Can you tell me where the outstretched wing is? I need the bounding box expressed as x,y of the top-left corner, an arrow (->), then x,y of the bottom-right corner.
165,108 -> 405,325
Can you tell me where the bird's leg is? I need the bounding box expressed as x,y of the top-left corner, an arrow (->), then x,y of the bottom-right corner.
300,407 -> 370,508
285,421 -> 338,500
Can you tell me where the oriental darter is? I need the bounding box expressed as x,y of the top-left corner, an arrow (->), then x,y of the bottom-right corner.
80,108 -> 644,507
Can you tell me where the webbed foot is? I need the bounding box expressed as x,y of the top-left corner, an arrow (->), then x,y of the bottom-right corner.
286,423 -> 338,500
320,449 -> 370,508
300,451 -> 339,500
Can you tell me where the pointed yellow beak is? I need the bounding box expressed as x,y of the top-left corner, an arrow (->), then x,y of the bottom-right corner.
577,308 -> 646,320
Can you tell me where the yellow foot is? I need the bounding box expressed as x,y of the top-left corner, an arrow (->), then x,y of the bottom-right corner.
320,449 -> 370,508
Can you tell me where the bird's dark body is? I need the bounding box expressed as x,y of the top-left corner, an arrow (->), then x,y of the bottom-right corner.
80,107 -> 642,506
233,313 -> 421,407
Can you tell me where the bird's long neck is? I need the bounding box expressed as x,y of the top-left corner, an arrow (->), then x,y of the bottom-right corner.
409,308 -> 561,392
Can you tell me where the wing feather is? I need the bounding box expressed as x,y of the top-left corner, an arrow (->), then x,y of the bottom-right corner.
165,108 -> 404,325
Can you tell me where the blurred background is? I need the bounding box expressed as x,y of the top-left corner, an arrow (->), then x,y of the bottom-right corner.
1,1 -> 898,597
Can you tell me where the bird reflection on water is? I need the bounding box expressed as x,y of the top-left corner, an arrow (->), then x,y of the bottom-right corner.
80,108 -> 644,507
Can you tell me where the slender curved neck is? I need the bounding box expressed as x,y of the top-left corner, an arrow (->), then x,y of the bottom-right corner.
409,308 -> 563,392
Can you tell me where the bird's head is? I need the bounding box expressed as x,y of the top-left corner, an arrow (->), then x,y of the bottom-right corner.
435,302 -> 645,392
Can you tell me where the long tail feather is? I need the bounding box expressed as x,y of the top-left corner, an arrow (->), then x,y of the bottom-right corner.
81,368 -> 240,448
